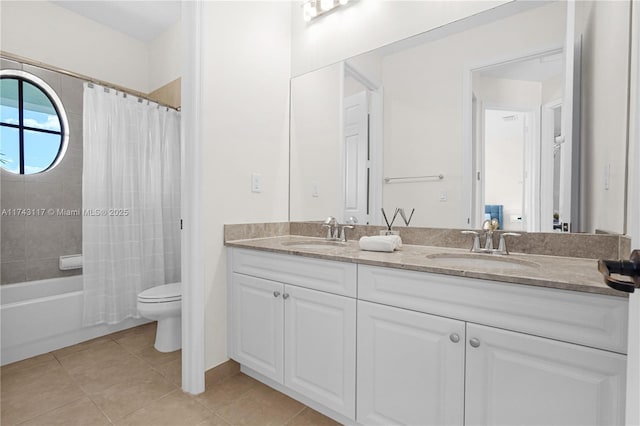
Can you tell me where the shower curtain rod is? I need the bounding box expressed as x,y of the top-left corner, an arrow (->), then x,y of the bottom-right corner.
1,51 -> 180,111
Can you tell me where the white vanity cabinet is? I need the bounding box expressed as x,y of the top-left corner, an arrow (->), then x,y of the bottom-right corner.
228,247 -> 628,426
357,265 -> 628,426
357,300 -> 466,426
229,249 -> 357,420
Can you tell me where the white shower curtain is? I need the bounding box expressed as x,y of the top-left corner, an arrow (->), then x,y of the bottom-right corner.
82,83 -> 181,325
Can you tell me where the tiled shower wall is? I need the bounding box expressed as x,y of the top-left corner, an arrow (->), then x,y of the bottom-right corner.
1,58 -> 84,284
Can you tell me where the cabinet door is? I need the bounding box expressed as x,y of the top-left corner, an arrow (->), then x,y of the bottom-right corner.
357,300 -> 466,426
231,273 -> 284,383
465,323 -> 627,426
284,285 -> 356,420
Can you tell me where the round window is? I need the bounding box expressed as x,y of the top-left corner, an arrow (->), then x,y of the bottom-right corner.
0,69 -> 69,175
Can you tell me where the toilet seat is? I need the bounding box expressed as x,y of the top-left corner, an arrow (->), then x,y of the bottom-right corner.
137,283 -> 181,303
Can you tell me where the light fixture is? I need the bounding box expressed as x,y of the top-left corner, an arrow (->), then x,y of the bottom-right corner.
302,0 -> 350,21
303,1 -> 314,21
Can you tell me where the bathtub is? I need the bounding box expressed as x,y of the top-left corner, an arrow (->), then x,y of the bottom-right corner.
1,276 -> 148,365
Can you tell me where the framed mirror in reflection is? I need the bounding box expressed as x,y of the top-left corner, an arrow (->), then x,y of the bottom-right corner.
289,0 -> 631,234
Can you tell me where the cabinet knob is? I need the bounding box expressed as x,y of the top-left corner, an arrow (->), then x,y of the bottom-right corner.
273,291 -> 281,298
469,338 -> 481,348
282,293 -> 290,300
449,333 -> 460,343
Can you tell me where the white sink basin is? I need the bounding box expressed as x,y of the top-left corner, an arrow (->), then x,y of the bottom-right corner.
425,253 -> 539,270
281,240 -> 346,250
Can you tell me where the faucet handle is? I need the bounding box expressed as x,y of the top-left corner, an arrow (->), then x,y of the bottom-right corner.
497,232 -> 521,255
324,216 -> 337,225
322,217 -> 337,239
339,217 -> 358,241
339,224 -> 355,242
461,230 -> 481,252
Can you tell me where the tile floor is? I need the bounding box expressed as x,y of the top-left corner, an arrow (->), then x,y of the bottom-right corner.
0,323 -> 340,426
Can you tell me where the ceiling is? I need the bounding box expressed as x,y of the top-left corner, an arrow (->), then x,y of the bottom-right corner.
52,1 -> 181,42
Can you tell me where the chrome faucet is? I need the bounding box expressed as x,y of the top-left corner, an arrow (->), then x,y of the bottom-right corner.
461,226 -> 520,255
322,216 -> 357,242
461,219 -> 497,253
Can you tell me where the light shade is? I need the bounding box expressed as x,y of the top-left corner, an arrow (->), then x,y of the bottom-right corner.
303,0 -> 350,21
320,0 -> 334,11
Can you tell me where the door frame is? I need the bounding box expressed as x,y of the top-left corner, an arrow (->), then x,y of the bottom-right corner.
344,60 -> 383,225
540,98 -> 563,232
180,0 -> 206,395
462,45 -> 565,229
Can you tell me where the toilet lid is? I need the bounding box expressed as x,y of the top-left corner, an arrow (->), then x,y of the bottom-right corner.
138,283 -> 181,302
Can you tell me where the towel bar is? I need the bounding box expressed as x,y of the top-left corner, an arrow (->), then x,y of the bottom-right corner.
384,174 -> 444,183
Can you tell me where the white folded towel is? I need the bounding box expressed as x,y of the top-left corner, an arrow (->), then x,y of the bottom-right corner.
359,235 -> 403,252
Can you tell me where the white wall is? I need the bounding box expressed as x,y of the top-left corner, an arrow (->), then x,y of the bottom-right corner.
577,1 -> 631,234
290,63 -> 342,221
0,1 -> 150,93
473,76 -> 543,108
344,74 -> 368,98
346,52 -> 383,88
200,1 -> 291,369
290,0 -> 509,76
542,74 -> 563,104
149,20 -> 182,92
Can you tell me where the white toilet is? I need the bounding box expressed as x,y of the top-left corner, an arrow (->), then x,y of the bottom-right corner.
137,283 -> 182,352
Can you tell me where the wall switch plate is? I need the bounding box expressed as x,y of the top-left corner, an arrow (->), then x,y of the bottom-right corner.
251,173 -> 262,193
439,190 -> 447,202
312,180 -> 319,198
604,163 -> 610,190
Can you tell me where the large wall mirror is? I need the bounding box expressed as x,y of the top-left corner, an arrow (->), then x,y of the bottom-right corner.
290,0 -> 631,234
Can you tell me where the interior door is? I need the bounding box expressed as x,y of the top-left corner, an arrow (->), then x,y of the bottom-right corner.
342,91 -> 369,224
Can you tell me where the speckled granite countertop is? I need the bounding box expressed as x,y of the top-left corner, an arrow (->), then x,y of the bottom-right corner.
225,235 -> 626,298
